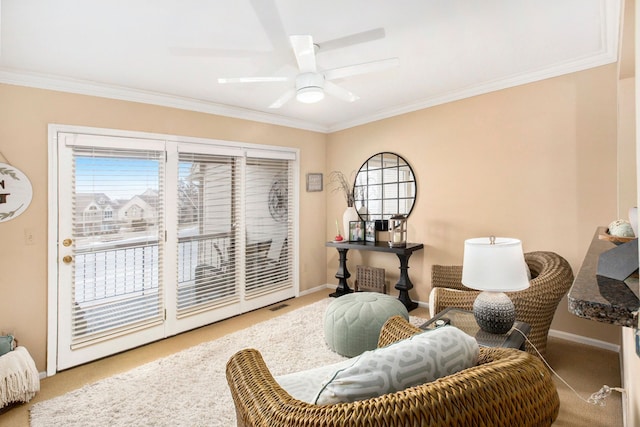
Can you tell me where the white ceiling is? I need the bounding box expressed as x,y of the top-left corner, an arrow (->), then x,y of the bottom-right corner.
0,0 -> 622,133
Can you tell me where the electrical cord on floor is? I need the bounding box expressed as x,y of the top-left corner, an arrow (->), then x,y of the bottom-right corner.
513,327 -> 625,406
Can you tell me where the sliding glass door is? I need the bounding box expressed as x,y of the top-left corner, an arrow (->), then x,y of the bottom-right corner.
53,129 -> 297,371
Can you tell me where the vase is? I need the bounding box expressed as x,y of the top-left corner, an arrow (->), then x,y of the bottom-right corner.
343,206 -> 360,240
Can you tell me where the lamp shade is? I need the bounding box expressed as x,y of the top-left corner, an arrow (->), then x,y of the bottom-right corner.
461,237 -> 530,292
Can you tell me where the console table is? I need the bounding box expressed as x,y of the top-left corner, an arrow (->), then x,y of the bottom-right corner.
325,241 -> 424,311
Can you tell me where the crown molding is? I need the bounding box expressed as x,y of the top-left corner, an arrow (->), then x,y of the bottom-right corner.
0,68 -> 330,134
0,45 -> 617,135
329,49 -> 619,132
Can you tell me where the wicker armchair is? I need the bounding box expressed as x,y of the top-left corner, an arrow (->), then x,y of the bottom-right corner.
430,251 -> 574,357
226,315 -> 559,427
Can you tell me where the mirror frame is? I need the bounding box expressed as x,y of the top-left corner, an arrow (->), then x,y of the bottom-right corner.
353,152 -> 417,222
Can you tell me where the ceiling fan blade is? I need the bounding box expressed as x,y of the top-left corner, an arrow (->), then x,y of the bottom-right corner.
324,58 -> 399,81
245,0 -> 297,76
249,0 -> 289,49
290,35 -> 317,73
269,89 -> 296,108
318,28 -> 386,52
324,81 -> 359,103
218,76 -> 289,84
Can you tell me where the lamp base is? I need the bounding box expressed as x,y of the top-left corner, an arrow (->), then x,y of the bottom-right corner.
472,291 -> 515,334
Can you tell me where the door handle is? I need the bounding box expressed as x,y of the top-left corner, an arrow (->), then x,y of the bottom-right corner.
63,239 -> 73,247
62,255 -> 73,264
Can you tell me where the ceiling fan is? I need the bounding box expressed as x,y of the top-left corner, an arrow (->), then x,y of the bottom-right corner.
217,32 -> 399,109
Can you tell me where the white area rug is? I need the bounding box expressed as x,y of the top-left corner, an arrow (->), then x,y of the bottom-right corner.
30,298 -> 426,427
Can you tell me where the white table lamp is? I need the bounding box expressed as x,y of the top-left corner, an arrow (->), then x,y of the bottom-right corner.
461,236 -> 530,334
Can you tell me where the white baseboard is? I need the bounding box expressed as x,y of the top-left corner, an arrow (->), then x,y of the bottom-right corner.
548,328 -> 621,353
300,284 -> 332,296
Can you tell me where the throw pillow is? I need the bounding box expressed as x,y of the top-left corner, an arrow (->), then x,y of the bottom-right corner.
0,335 -> 16,356
275,358 -> 354,403
314,325 -> 478,405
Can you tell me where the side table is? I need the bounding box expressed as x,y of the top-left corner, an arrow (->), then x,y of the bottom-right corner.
420,307 -> 531,350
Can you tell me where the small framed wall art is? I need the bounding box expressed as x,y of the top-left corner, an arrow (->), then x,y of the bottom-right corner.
306,173 -> 323,192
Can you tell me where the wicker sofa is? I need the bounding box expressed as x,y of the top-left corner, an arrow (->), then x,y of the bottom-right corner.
429,251 -> 574,357
226,315 -> 559,427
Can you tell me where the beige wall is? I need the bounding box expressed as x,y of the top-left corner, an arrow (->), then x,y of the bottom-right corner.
326,64 -> 622,345
619,78 -> 637,216
0,84 -> 327,371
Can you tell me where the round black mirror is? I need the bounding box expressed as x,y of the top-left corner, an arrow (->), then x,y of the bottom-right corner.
353,152 -> 417,222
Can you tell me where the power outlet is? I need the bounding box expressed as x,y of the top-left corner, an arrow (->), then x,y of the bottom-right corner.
24,228 -> 35,245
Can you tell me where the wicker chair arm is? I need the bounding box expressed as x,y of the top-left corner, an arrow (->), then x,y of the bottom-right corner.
430,287 -> 478,316
377,315 -> 423,347
226,346 -> 559,427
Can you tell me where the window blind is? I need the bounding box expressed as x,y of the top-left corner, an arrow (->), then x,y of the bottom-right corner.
176,152 -> 239,315
244,157 -> 293,299
70,146 -> 165,347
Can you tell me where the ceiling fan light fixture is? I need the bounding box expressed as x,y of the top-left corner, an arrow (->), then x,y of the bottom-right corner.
296,86 -> 325,103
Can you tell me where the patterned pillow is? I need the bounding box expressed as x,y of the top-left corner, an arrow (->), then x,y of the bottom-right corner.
314,325 -> 479,405
275,358 -> 353,403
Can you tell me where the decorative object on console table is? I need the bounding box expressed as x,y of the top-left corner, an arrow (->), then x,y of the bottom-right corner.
365,221 -> 376,242
461,236 -> 530,334
328,170 -> 360,239
343,207 -> 359,242
374,219 -> 389,242
388,214 -> 407,247
333,219 -> 344,242
349,220 -> 364,242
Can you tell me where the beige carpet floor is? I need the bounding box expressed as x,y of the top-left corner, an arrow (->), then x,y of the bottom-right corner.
546,335 -> 623,426
0,290 -> 623,426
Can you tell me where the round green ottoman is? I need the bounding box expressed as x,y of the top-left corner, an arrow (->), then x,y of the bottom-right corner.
324,293 -> 409,357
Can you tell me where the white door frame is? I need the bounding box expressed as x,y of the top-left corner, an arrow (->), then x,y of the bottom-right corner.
47,124 -> 299,376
